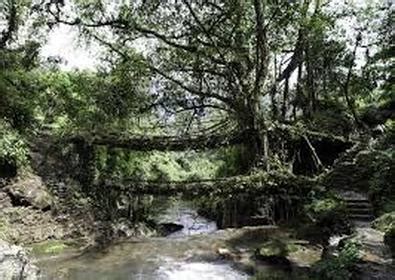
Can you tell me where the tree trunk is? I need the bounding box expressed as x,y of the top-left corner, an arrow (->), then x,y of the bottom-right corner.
282,78 -> 289,120
75,139 -> 96,193
305,46 -> 315,117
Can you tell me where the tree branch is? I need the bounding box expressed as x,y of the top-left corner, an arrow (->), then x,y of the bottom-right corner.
149,64 -> 232,106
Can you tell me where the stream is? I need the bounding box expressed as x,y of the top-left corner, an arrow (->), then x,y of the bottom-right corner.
38,240 -> 250,280
36,198 -> 289,279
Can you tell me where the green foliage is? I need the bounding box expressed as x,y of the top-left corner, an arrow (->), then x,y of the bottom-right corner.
307,198 -> 342,215
32,54 -> 150,134
215,146 -> 246,177
96,148 -> 231,182
0,49 -> 40,130
0,120 -> 28,168
323,125 -> 393,215
372,212 -> 395,233
300,195 -> 350,245
366,144 -> 394,214
305,196 -> 347,227
311,241 -> 361,280
305,100 -> 354,136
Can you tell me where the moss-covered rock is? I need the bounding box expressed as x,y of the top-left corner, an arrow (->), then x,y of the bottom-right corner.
255,238 -> 322,270
257,239 -> 288,257
31,240 -> 68,255
255,239 -> 292,266
372,212 -> 395,233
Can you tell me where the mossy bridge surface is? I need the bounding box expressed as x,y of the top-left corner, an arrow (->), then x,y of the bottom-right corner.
99,172 -> 317,197
53,124 -> 354,196
64,124 -> 352,151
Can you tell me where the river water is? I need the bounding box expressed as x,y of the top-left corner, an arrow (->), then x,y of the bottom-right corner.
36,199 -> 283,279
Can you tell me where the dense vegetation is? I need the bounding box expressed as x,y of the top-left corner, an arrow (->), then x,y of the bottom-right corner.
0,0 -> 393,279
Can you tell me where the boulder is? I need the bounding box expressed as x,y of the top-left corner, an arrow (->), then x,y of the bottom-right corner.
158,222 -> 184,236
5,173 -> 52,210
112,220 -> 156,239
372,212 -> 395,233
0,239 -> 40,280
347,227 -> 391,261
254,239 -> 292,266
338,227 -> 394,279
0,190 -> 12,209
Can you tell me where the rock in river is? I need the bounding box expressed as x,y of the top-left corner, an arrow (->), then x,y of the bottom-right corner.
158,222 -> 184,236
0,239 -> 40,279
254,239 -> 292,267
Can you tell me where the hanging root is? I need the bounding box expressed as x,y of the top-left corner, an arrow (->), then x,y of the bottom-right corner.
302,135 -> 323,171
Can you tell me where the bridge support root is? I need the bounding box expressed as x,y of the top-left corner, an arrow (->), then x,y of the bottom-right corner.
74,139 -> 96,193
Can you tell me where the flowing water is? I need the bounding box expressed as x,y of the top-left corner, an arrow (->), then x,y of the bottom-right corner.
154,199 -> 218,236
36,198 -> 285,279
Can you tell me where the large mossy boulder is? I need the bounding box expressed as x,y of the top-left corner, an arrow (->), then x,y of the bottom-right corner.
372,212 -> 395,232
255,238 -> 322,270
0,239 -> 40,279
5,173 -> 52,210
255,239 -> 292,266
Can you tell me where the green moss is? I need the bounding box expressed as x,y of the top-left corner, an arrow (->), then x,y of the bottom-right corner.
0,218 -> 10,241
258,239 -> 289,257
305,196 -> 346,222
372,212 -> 395,233
286,243 -> 301,253
309,198 -> 341,214
31,240 -> 68,255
